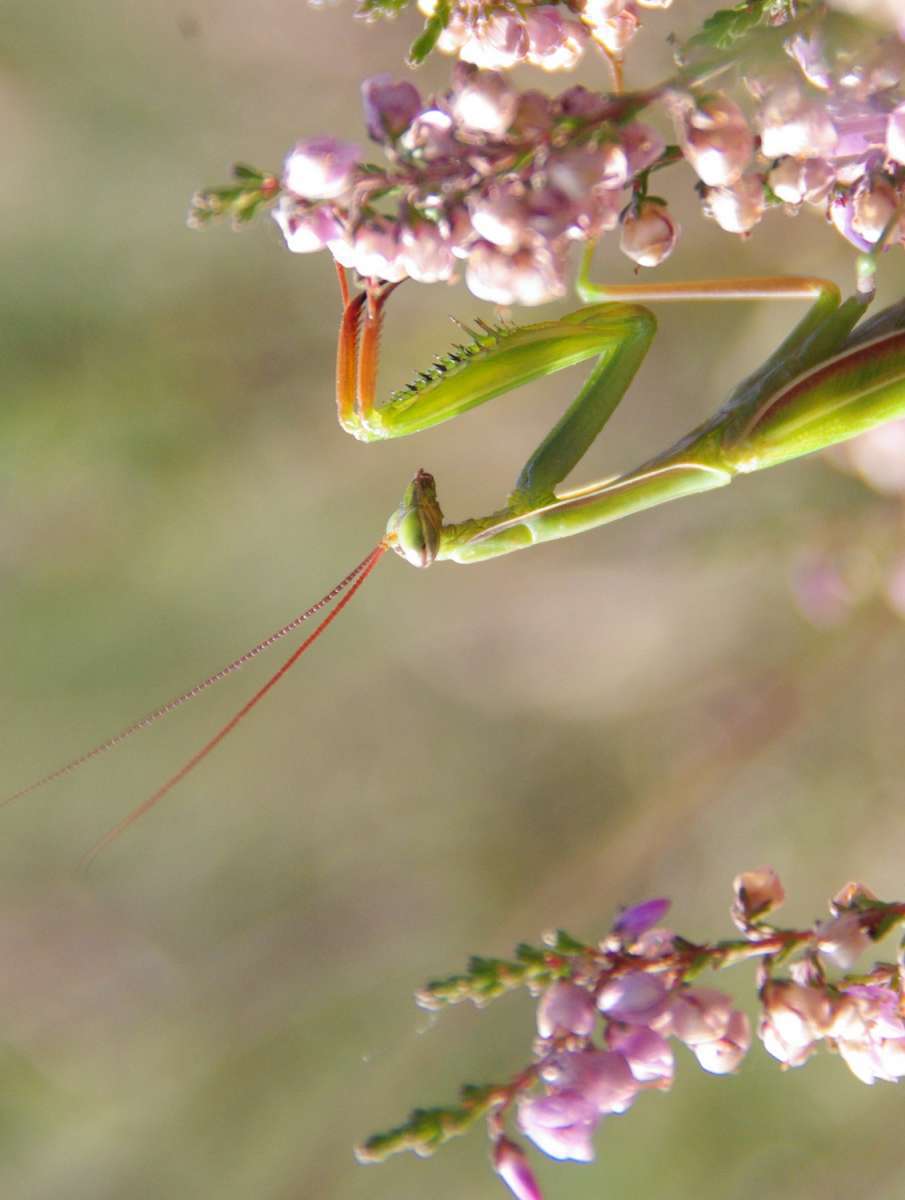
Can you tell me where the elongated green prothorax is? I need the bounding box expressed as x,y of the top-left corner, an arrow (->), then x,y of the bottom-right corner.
386,469 -> 444,568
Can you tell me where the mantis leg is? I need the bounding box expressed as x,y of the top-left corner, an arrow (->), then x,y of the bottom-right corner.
427,301 -> 905,565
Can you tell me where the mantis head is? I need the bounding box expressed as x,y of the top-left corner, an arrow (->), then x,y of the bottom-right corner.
386,469 -> 444,568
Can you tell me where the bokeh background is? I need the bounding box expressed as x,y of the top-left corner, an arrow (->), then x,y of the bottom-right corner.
3,2 -> 905,1197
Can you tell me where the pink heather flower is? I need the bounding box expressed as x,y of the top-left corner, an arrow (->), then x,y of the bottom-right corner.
465,242 -> 566,306
851,176 -> 899,244
831,985 -> 905,1084
542,1049 -> 639,1114
586,5 -> 640,55
449,65 -> 518,137
702,176 -> 765,234
693,1009 -> 751,1075
815,912 -> 872,970
283,136 -> 361,201
612,898 -> 671,941
469,184 -> 529,250
632,926 -> 675,959
758,85 -> 838,160
272,198 -> 342,254
620,201 -> 679,267
537,981 -> 598,1039
399,219 -> 455,283
361,75 -> 421,143
524,7 -> 587,71
888,103 -> 905,163
667,988 -> 734,1046
547,146 -> 615,201
674,94 -> 754,187
399,108 -> 457,162
493,1137 -> 543,1200
353,217 -> 406,282
597,972 -> 670,1025
517,1091 -> 599,1162
768,157 -> 834,207
759,981 -> 834,1067
606,1025 -> 674,1086
732,866 -> 785,928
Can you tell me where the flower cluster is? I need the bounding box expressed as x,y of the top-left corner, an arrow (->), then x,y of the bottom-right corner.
415,0 -> 673,73
270,65 -> 671,306
194,4 -> 905,307
357,868 -> 905,1200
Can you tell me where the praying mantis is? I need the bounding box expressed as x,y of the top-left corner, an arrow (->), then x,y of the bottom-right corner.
365,244 -> 905,568
8,238 -> 905,854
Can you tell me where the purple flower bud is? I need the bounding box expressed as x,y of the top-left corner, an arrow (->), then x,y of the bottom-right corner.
731,866 -> 785,928
547,147 -> 613,201
450,65 -> 518,138
283,136 -> 361,201
815,912 -> 872,970
537,981 -> 598,1039
524,7 -> 587,71
612,898 -> 671,940
851,176 -> 899,244
517,1091 -> 598,1162
585,5 -> 640,55
702,176 -> 765,234
399,218 -> 455,283
459,11 -> 529,70
768,157 -> 834,206
620,201 -> 679,267
759,980 -> 833,1067
272,198 -> 342,254
607,1025 -> 674,1085
758,85 -> 838,160
674,94 -> 753,187
597,972 -> 670,1024
399,109 -> 457,162
542,1049 -> 638,1114
493,1137 -> 544,1200
361,75 -> 421,143
693,1009 -> 751,1075
465,242 -> 566,306
353,217 -> 407,282
469,184 -> 528,250
668,988 -> 734,1046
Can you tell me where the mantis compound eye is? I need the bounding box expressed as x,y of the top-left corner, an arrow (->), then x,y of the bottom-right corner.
387,469 -> 444,568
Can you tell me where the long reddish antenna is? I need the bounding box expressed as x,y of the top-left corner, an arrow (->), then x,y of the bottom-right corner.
81,541 -> 388,865
5,544 -> 385,809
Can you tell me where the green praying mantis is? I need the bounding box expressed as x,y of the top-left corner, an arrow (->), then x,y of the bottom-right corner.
8,236 -> 905,854
370,243 -> 905,568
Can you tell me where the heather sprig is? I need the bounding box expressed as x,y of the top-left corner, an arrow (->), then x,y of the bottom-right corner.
358,869 -> 905,1200
192,4 -> 905,306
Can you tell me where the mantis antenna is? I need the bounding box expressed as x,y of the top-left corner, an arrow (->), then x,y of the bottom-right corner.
5,541 -> 388,858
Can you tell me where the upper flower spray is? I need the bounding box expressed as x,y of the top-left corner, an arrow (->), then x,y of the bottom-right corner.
191,1 -> 905,307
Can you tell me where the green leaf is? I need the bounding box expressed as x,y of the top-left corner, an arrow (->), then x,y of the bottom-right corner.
407,0 -> 451,66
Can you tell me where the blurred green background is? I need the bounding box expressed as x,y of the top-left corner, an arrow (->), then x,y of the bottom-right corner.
3,2 -> 905,1198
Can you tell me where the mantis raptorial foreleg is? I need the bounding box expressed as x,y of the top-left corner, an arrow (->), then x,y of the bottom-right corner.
334,259 -> 904,568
